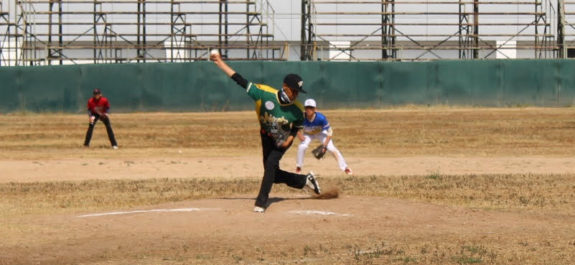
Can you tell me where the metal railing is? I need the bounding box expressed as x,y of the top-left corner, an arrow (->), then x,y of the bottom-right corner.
0,0 -> 281,66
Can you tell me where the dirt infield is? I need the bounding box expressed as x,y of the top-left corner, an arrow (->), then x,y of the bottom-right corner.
1,108 -> 574,264
2,195 -> 572,265
2,155 -> 575,183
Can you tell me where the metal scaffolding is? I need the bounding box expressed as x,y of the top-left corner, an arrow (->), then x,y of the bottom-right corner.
301,0 -> 561,61
0,0 -> 280,66
3,1 -> 575,64
562,1 -> 575,57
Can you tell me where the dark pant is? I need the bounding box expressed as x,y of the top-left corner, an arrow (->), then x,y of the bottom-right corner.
84,114 -> 118,147
255,132 -> 308,208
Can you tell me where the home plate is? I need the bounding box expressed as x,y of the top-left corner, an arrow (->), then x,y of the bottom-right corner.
77,208 -> 220,218
289,210 -> 351,217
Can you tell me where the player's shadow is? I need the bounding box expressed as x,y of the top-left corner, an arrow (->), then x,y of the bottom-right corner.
267,196 -> 314,206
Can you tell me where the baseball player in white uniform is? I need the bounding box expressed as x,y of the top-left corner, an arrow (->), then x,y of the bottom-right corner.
296,99 -> 353,175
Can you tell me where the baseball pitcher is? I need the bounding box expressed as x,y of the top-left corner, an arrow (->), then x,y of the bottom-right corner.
210,50 -> 321,213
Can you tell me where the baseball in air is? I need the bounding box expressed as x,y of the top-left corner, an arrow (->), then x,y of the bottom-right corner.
210,49 -> 219,56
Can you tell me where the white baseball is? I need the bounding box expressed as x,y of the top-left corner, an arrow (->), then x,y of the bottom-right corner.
210,49 -> 219,56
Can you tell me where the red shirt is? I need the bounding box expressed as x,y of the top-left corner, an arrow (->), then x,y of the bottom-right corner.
87,96 -> 110,115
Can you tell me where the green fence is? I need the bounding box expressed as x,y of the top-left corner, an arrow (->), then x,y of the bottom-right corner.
1,60 -> 574,113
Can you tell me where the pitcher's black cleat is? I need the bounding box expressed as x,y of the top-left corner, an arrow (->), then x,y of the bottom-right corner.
305,171 -> 321,195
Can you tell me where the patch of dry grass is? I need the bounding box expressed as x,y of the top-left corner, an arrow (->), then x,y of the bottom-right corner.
2,108 -> 575,158
329,107 -> 575,156
76,239 -> 572,265
0,178 -> 259,216
336,173 -> 575,214
1,173 -> 572,217
0,112 -> 259,152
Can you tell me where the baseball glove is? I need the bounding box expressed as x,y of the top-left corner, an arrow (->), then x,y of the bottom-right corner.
312,145 -> 327,160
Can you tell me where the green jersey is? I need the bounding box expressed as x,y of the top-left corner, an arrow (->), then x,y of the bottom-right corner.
245,82 -> 304,144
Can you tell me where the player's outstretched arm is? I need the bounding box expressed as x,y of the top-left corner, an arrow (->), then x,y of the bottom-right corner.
210,50 -> 249,89
210,50 -> 235,77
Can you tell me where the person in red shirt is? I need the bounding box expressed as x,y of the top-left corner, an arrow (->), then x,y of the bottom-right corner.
83,88 -> 118,149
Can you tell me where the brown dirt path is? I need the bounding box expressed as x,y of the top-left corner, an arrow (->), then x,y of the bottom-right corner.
1,154 -> 574,183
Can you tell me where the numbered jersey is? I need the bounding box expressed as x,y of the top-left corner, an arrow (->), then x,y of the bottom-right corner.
246,82 -> 304,143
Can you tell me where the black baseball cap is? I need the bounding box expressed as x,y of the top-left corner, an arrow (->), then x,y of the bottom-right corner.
283,74 -> 306,93
93,88 -> 102,95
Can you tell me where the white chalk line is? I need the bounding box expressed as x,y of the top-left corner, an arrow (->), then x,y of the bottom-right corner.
78,208 -> 350,218
77,208 -> 220,218
289,210 -> 352,217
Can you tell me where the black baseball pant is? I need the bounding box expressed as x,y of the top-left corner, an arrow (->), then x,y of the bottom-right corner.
84,114 -> 118,147
255,131 -> 308,208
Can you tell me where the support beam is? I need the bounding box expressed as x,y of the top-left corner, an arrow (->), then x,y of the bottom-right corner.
381,0 -> 396,60
301,0 -> 312,61
558,0 -> 566,58
473,0 -> 479,59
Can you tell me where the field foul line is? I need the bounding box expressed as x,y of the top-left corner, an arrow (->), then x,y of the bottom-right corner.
289,210 -> 352,217
78,209 -> 350,218
77,208 -> 221,218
